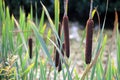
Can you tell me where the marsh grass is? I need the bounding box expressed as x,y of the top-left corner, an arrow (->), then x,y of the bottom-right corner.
0,0 -> 120,80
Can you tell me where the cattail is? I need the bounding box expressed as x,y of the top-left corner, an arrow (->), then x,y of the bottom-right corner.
85,19 -> 94,64
63,15 -> 70,58
28,37 -> 33,59
62,42 -> 65,56
58,42 -> 65,72
55,50 -> 59,67
58,60 -> 62,72
55,23 -> 62,67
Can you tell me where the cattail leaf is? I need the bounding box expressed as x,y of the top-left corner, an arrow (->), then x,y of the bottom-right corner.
0,0 -> 5,21
40,1 -> 55,33
41,23 -> 46,35
21,63 -> 34,76
39,60 -> 47,80
92,9 -> 96,18
30,4 -> 33,20
90,35 -> 107,80
46,29 -> 52,45
116,11 -> 120,78
100,35 -> 107,59
21,52 -> 29,70
90,0 -> 109,79
96,63 -> 102,80
41,1 -> 61,47
107,56 -> 112,80
55,0 -> 60,31
39,9 -> 44,31
29,20 -> 54,67
2,23 -> 7,57
13,17 -> 28,52
48,38 -> 72,80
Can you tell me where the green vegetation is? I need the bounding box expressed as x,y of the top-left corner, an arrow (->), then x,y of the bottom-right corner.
0,0 -> 120,80
4,0 -> 120,22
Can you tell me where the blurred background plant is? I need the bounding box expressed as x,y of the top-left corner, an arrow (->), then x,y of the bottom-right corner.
4,0 -> 120,28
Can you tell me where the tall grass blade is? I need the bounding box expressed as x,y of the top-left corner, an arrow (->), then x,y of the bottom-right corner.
13,17 -> 28,52
90,0 -> 109,79
21,63 -> 34,77
39,9 -> 44,31
54,0 -> 60,31
29,20 -> 54,67
116,14 -> 120,79
40,2 -> 61,45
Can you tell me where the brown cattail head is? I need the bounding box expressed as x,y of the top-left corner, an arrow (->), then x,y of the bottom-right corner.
58,60 -> 62,72
63,15 -> 70,58
85,19 -> 94,64
58,23 -> 62,37
55,23 -> 62,67
62,42 -> 65,56
57,43 -> 65,72
55,23 -> 65,72
28,37 -> 33,59
55,50 -> 59,67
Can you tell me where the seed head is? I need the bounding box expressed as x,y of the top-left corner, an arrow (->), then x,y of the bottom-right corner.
28,37 -> 33,59
63,15 -> 70,58
85,19 -> 94,64
58,60 -> 62,72
55,23 -> 62,67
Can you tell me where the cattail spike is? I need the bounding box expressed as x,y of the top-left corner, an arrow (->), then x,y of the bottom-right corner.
58,60 -> 62,72
58,23 -> 62,37
58,42 -> 65,72
63,15 -> 70,58
55,50 -> 59,67
55,23 -> 62,67
62,43 -> 65,56
85,19 -> 94,64
28,37 -> 33,59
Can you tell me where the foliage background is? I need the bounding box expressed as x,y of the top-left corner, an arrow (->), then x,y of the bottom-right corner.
4,0 -> 120,27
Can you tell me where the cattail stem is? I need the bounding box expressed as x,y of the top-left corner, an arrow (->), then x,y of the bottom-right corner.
85,19 -> 94,64
89,0 -> 93,19
64,0 -> 68,15
63,15 -> 70,58
28,37 -> 33,59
